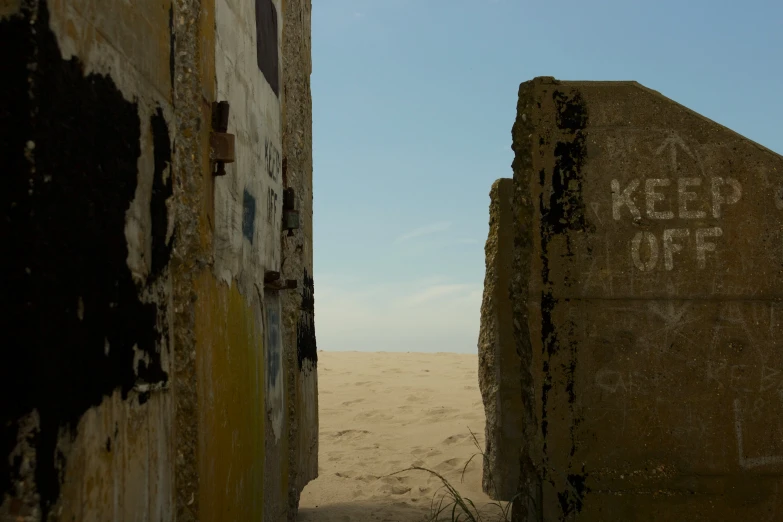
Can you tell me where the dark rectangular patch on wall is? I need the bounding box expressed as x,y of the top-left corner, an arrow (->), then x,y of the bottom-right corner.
242,189 -> 256,243
255,0 -> 279,97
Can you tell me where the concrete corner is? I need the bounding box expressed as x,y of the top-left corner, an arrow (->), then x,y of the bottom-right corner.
483,77 -> 783,521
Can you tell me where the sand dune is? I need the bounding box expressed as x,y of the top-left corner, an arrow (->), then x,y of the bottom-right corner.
298,351 -> 507,522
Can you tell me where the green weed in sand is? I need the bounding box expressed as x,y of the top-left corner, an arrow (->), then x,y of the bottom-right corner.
389,428 -> 519,522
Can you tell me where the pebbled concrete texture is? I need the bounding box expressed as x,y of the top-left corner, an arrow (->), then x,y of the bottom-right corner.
479,178 -> 524,500
481,77 -> 783,521
280,0 -> 318,520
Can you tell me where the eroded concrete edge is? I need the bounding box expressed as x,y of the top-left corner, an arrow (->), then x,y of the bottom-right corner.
509,77 -> 550,522
479,178 -> 522,500
170,0 -> 208,520
281,0 -> 318,519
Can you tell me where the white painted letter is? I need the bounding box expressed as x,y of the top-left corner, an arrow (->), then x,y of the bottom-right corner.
663,228 -> 690,271
678,177 -> 706,219
695,227 -> 723,269
711,177 -> 742,218
646,178 -> 674,220
611,179 -> 641,220
631,231 -> 659,271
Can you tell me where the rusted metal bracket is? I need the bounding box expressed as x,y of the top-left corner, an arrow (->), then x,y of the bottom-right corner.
282,187 -> 300,236
263,270 -> 297,291
211,101 -> 235,176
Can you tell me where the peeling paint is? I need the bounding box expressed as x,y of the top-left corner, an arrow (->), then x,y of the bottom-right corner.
1,1 -> 174,517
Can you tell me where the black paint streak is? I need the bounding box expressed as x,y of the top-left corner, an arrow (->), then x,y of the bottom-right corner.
556,470 -> 590,518
554,91 -> 588,132
137,391 -> 151,406
540,360 -> 551,441
255,0 -> 279,97
0,3 -> 171,515
264,137 -> 281,181
537,90 -> 591,518
242,189 -> 256,243
0,4 -> 33,501
297,268 -> 318,371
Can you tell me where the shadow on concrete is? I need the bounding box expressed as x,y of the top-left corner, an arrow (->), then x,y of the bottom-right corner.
297,501 -> 430,522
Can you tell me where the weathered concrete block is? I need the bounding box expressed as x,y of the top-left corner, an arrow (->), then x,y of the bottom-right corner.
1,0 -> 315,520
1,2 -> 175,519
479,178 -> 524,500
482,77 -> 783,521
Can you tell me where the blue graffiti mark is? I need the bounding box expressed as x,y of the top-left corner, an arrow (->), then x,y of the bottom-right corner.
242,189 -> 256,243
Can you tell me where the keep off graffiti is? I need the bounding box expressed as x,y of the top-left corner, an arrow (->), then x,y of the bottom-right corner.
611,176 -> 741,271
610,132 -> 743,272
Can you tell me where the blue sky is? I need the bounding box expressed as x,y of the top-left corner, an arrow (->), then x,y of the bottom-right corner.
310,0 -> 783,353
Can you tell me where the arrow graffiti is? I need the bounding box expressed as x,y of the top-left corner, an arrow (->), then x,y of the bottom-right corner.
654,132 -> 696,173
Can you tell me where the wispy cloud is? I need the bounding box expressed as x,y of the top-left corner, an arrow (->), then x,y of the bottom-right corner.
314,275 -> 483,353
402,283 -> 475,306
395,221 -> 451,244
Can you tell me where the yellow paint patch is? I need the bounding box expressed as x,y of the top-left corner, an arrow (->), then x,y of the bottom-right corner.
195,272 -> 265,521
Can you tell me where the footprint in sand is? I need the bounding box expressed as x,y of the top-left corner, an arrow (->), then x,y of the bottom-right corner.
377,476 -> 413,496
358,443 -> 381,451
442,433 -> 469,445
410,447 -> 441,458
392,485 -> 411,495
422,406 -> 459,421
328,429 -> 371,440
381,475 -> 410,485
434,457 -> 463,472
354,410 -> 393,421
341,398 -> 365,406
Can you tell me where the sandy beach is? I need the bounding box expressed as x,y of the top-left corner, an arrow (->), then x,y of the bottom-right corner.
298,351 -> 507,522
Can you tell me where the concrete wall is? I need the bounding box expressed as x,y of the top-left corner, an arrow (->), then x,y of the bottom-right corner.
479,77 -> 783,521
281,0 -> 318,515
479,178 -> 524,500
0,0 -> 315,520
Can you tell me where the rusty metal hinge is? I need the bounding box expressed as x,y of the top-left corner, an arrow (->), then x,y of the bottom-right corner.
282,187 -> 300,236
264,270 -> 297,291
211,101 -> 235,176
